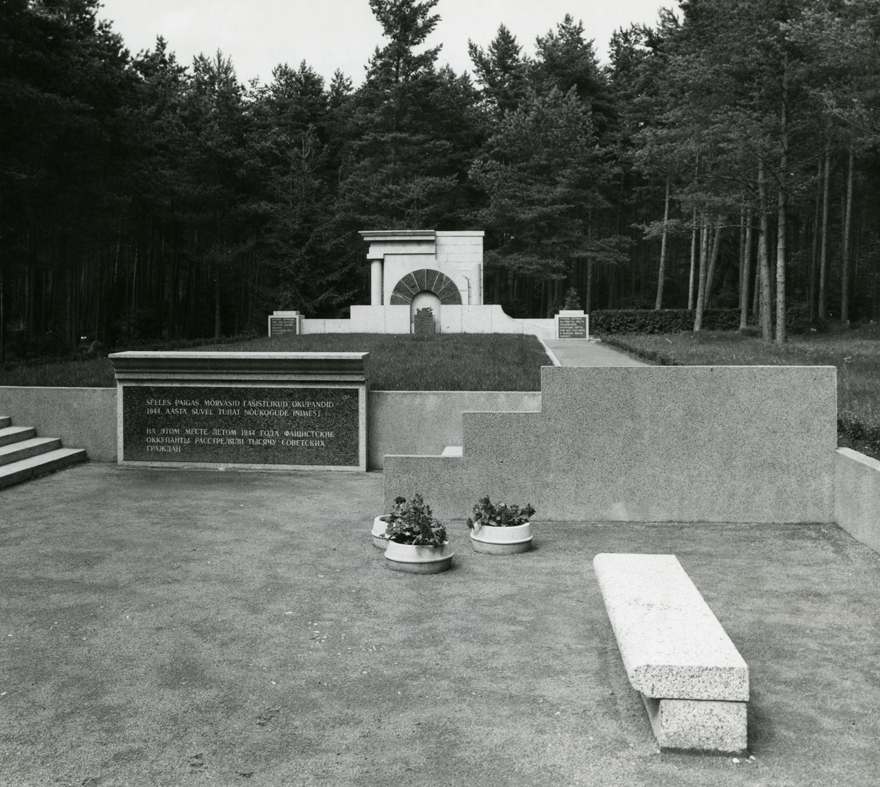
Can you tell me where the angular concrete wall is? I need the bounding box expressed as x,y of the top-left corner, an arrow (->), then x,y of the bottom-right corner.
368,390 -> 541,470
384,366 -> 837,523
0,386 -> 541,471
834,448 -> 880,554
0,387 -> 117,462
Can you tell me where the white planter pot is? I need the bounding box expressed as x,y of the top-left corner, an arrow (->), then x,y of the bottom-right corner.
469,522 -> 533,554
372,515 -> 390,549
384,540 -> 454,574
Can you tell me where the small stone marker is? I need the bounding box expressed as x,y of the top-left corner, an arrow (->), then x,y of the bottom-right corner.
268,311 -> 301,337
110,351 -> 368,470
413,307 -> 435,335
555,309 -> 588,339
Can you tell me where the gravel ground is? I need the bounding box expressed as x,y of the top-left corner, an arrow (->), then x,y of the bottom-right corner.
2,463 -> 879,786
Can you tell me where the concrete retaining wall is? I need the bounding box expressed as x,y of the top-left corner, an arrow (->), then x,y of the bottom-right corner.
0,387 -> 117,462
834,448 -> 880,554
368,391 -> 541,470
300,305 -> 556,339
0,386 -> 541,471
384,366 -> 838,523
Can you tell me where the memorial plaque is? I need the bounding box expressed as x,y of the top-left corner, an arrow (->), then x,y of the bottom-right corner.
110,351 -> 369,470
269,317 -> 299,336
557,314 -> 588,339
122,385 -> 358,466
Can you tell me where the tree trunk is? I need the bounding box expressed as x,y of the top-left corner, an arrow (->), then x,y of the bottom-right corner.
841,144 -> 854,324
775,80 -> 788,346
776,186 -> 787,345
655,177 -> 671,310
817,149 -> 830,320
688,208 -> 697,310
740,207 -> 753,329
694,214 -> 709,331
585,258 -> 593,313
757,163 -> 773,341
705,221 -> 723,309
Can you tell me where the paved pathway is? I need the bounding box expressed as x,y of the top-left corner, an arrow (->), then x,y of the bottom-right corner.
544,338 -> 647,367
2,463 -> 879,786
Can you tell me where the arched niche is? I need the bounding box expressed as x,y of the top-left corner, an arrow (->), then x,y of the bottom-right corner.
389,269 -> 462,306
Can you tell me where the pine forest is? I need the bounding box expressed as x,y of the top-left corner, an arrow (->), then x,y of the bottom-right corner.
2,0 -> 880,358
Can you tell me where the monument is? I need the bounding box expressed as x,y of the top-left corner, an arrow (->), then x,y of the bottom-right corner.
279,230 -> 576,340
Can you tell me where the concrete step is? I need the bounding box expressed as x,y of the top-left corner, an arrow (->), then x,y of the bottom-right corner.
0,448 -> 88,490
0,416 -> 10,429
0,425 -> 36,447
0,437 -> 63,467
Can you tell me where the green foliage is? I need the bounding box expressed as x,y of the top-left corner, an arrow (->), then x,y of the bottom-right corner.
786,302 -> 827,336
384,495 -> 447,546
468,24 -> 530,117
591,309 -> 740,335
4,0 -> 880,356
470,87 -> 605,280
466,496 -> 535,530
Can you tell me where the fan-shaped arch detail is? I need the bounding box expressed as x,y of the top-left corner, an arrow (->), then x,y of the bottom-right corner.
389,269 -> 462,305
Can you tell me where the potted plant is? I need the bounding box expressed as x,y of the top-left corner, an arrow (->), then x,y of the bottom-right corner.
371,514 -> 391,549
467,496 -> 535,554
382,495 -> 453,574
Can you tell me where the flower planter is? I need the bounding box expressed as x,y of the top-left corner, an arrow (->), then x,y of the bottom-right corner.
384,540 -> 454,574
469,522 -> 532,554
372,515 -> 390,549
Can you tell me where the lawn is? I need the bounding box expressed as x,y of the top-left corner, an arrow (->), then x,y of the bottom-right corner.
0,333 -> 551,391
602,327 -> 880,458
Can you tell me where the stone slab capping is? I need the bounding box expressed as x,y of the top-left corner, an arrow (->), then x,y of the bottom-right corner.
593,553 -> 749,754
0,416 -> 87,490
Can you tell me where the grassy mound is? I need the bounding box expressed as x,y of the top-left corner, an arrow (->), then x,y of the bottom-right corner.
0,333 -> 551,392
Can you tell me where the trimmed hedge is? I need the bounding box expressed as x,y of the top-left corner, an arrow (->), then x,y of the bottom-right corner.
838,415 -> 880,458
590,309 -> 741,335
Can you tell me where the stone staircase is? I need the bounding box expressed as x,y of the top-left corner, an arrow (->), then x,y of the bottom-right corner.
0,416 -> 87,490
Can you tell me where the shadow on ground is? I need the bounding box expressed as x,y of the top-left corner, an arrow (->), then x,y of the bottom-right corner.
1,464 -> 879,786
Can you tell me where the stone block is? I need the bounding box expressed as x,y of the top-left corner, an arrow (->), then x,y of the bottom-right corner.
349,305 -> 387,333
593,553 -> 749,702
642,695 -> 747,753
835,447 -> 880,554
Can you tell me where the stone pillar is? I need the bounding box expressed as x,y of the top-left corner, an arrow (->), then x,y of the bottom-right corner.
370,259 -> 383,306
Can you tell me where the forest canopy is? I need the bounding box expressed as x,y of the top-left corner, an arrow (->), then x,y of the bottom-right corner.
2,0 -> 879,356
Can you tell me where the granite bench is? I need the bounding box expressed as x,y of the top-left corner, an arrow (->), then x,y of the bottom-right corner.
593,553 -> 749,753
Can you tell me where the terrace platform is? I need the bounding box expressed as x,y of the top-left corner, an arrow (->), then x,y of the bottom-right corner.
2,463 -> 879,785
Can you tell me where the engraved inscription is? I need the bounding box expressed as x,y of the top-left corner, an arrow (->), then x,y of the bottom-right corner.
269,317 -> 298,336
558,316 -> 587,339
122,385 -> 358,465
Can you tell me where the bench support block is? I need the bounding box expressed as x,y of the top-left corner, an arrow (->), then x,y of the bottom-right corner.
642,694 -> 747,754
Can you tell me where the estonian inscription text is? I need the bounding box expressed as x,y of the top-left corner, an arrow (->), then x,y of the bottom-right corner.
123,385 -> 358,465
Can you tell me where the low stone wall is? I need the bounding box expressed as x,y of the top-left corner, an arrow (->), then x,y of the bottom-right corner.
0,387 -> 541,471
384,366 -> 838,523
300,305 -> 557,339
369,391 -> 541,470
834,448 -> 880,554
0,387 -> 117,462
